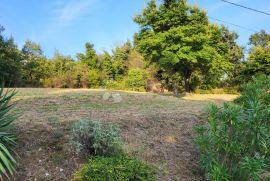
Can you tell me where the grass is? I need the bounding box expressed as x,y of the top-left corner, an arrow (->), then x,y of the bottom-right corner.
12,88 -> 237,180
48,116 -> 60,126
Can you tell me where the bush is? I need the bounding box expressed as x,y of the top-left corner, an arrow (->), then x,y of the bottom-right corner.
71,120 -> 123,156
72,155 -> 157,181
195,75 -> 270,180
125,69 -> 148,91
88,69 -> 100,88
0,81 -> 18,178
43,73 -> 75,88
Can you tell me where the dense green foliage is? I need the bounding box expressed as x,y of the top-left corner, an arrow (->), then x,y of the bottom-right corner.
125,68 -> 149,91
195,75 -> 270,180
71,120 -> 123,156
134,0 -> 243,93
73,155 -> 157,181
21,40 -> 47,86
0,26 -> 21,86
0,81 -> 18,179
232,30 -> 270,84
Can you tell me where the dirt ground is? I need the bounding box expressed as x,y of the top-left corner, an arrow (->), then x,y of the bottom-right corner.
12,89 -> 238,181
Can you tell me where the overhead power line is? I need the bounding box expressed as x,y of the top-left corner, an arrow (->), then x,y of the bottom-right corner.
208,16 -> 257,32
220,0 -> 270,16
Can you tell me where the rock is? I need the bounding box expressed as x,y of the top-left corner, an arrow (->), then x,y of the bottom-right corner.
102,92 -> 111,101
45,173 -> 50,177
112,93 -> 122,103
60,168 -> 64,172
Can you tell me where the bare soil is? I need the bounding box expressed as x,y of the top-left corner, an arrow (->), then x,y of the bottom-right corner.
13,89 -> 238,181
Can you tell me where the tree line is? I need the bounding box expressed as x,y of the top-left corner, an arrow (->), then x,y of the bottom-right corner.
0,0 -> 269,93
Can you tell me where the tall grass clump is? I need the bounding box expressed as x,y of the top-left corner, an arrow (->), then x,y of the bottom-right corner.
195,75 -> 270,181
0,81 -> 18,179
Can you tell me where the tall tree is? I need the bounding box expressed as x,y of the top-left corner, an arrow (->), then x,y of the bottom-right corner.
22,40 -> 42,57
249,30 -> 270,48
98,51 -> 113,82
51,50 -> 74,76
134,0 -> 242,93
21,40 -> 47,85
0,25 -> 21,85
111,41 -> 132,80
77,42 -> 98,69
235,30 -> 270,83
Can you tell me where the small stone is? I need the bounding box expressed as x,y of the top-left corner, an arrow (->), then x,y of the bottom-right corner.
38,160 -> 42,163
38,148 -> 42,151
60,168 -> 64,172
45,173 -> 50,177
102,92 -> 111,101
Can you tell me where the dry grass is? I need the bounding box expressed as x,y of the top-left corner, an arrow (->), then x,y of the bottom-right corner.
183,93 -> 238,102
13,88 -> 237,180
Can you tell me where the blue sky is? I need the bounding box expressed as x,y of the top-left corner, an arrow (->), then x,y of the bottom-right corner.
1,0 -> 269,58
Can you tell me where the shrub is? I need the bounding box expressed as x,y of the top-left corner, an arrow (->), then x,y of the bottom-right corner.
88,69 -> 100,88
71,120 -> 123,156
72,155 -> 157,181
0,81 -> 18,178
43,73 -> 75,88
125,68 -> 148,91
74,63 -> 90,88
195,75 -> 270,180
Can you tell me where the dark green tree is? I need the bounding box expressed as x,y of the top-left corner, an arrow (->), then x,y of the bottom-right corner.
111,41 -> 132,80
0,26 -> 21,85
134,0 -> 242,93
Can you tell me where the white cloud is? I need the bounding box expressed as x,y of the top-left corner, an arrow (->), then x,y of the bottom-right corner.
55,0 -> 95,25
34,0 -> 96,45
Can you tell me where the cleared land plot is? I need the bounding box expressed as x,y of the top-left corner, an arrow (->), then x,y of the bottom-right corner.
13,88 -> 238,180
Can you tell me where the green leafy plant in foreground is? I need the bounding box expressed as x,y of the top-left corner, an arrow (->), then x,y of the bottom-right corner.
195,75 -> 270,181
72,155 -> 157,181
0,81 -> 18,179
71,120 -> 123,156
